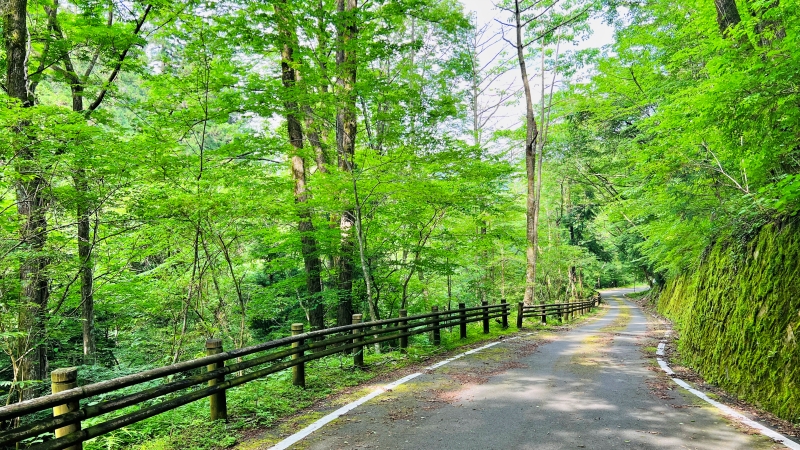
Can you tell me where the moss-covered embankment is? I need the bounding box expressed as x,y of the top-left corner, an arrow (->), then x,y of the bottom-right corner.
658,221 -> 800,423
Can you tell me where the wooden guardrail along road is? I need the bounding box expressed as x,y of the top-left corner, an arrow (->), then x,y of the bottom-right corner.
0,298 -> 599,450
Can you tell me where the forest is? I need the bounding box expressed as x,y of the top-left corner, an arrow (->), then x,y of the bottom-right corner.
1,0 -> 798,446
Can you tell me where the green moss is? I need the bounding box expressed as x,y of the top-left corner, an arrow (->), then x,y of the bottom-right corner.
658,221 -> 800,423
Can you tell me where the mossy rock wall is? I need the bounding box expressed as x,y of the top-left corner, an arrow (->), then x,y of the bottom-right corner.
658,221 -> 800,423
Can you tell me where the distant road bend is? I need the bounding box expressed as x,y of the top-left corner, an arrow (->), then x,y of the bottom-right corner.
268,289 -> 796,450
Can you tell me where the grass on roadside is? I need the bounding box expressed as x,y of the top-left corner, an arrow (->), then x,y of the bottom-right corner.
625,290 -> 651,300
83,319 -> 515,450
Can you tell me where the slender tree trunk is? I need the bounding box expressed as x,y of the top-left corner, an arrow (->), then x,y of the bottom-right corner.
335,0 -> 358,326
566,181 -> 577,299
480,224 -> 488,303
5,0 -> 50,395
310,0 -> 333,174
471,52 -> 480,148
276,0 -> 325,331
352,181 -> 379,322
513,0 -> 540,306
77,175 -> 96,360
48,0 -> 120,362
63,54 -> 97,362
500,248 -> 506,301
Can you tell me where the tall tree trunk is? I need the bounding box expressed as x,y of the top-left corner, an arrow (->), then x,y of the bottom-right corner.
5,0 -> 49,394
714,0 -> 741,33
513,0 -> 540,306
276,0 -> 325,331
335,0 -> 358,326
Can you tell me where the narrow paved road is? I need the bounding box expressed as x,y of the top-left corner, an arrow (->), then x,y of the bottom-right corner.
291,289 -> 783,449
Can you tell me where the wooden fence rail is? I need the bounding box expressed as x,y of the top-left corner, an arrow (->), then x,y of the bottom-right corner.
0,297 -> 599,450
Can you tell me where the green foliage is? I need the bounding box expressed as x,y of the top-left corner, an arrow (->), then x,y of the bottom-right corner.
555,0 -> 800,279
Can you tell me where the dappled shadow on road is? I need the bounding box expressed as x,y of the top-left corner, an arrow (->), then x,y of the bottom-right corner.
299,291 -> 778,450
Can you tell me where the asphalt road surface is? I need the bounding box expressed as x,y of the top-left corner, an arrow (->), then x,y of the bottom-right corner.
293,289 -> 783,449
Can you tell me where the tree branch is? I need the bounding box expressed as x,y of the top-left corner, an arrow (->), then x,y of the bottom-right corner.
86,4 -> 153,116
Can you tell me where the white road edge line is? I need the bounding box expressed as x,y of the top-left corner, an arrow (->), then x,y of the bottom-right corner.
270,336 -> 525,450
656,342 -> 800,450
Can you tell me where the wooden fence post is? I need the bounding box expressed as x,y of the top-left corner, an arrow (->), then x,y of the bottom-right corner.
352,314 -> 364,367
501,299 -> 508,328
205,339 -> 228,421
557,303 -> 563,323
399,309 -> 408,353
459,303 -> 467,339
540,304 -> 547,324
516,302 -> 524,329
291,323 -> 305,387
431,306 -> 441,345
481,301 -> 489,334
51,368 -> 81,450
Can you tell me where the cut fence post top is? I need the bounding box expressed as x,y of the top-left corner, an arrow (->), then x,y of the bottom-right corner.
459,303 -> 467,339
206,339 -> 228,421
399,309 -> 408,353
352,314 -> 363,323
51,368 -> 82,450
51,368 -> 78,383
291,323 -> 306,387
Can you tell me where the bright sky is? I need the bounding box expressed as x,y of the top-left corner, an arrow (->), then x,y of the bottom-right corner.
457,0 -> 616,137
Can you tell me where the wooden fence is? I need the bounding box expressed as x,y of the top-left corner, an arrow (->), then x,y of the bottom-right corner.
516,297 -> 600,328
0,297 -> 599,450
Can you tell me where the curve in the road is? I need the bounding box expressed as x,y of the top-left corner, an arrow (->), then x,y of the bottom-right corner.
268,289 -> 794,450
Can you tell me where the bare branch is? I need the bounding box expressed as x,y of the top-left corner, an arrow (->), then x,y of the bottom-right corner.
522,7 -> 590,48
